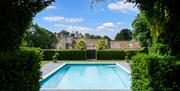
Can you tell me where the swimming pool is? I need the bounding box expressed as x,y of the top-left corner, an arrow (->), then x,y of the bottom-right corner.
41,64 -> 131,89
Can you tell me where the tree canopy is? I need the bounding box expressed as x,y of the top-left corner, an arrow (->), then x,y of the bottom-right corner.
24,24 -> 58,49
127,0 -> 180,56
132,12 -> 152,47
75,39 -> 87,50
0,0 -> 54,51
115,29 -> 132,41
96,40 -> 106,50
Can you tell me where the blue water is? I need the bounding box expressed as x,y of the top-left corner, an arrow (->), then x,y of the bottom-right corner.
41,64 -> 131,89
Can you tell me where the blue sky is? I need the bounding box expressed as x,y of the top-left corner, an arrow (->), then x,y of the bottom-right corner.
33,0 -> 139,39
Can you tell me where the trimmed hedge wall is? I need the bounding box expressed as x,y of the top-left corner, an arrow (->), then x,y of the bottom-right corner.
96,50 -> 126,60
43,50 -> 87,60
131,53 -> 179,91
0,47 -> 42,91
96,48 -> 147,60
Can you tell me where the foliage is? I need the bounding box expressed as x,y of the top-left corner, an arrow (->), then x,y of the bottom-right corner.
115,29 -> 132,41
0,0 -> 54,51
24,24 -> 58,49
127,0 -> 180,56
0,47 -> 42,91
131,53 -> 179,91
0,0 -> 53,91
103,35 -> 111,40
96,50 -> 126,60
75,39 -> 87,50
84,33 -> 103,39
96,40 -> 106,50
43,50 -> 87,60
52,53 -> 59,60
132,12 -> 152,47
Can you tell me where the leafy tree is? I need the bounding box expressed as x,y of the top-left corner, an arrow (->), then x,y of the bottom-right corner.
96,40 -> 106,50
0,0 -> 54,91
132,12 -> 152,47
0,0 -> 54,51
75,39 -> 87,50
84,33 -> 103,39
103,35 -> 111,40
24,24 -> 58,49
115,29 -> 132,41
127,0 -> 180,56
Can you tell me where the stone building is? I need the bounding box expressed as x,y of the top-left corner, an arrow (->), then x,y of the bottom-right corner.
55,30 -> 75,49
110,41 -> 141,50
55,31 -> 140,50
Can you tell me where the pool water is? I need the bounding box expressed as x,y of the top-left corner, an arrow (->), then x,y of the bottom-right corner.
41,64 -> 131,89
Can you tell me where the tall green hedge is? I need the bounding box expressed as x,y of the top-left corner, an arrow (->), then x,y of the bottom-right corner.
96,48 -> 147,60
0,47 -> 42,91
131,53 -> 179,91
96,50 -> 126,60
43,50 -> 87,60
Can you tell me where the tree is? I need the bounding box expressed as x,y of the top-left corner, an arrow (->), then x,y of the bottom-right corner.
115,29 -> 132,41
0,0 -> 54,91
24,24 -> 58,49
0,0 -> 54,51
132,12 -> 152,47
103,35 -> 111,40
96,40 -> 106,50
127,0 -> 180,56
84,33 -> 103,39
75,39 -> 87,50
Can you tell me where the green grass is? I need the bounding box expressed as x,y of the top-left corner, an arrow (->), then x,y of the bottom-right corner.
40,61 -> 51,67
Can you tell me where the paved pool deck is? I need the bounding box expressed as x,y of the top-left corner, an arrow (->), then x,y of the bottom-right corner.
40,61 -> 131,91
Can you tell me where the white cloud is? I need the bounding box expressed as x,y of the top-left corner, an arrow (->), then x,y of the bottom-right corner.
43,16 -> 84,23
108,0 -> 138,13
65,18 -> 84,23
97,22 -> 115,31
54,24 -> 92,34
54,22 -> 122,34
46,6 -> 57,10
43,16 -> 65,22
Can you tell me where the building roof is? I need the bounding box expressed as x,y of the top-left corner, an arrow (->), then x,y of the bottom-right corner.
110,41 -> 141,50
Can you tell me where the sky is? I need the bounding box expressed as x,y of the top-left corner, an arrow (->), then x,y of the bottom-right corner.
33,0 -> 139,39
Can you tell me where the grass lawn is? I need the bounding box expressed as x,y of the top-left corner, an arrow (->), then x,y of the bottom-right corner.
40,61 -> 51,67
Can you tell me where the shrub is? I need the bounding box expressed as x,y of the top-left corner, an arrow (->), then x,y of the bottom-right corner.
96,50 -> 126,60
0,47 -> 42,91
75,39 -> 87,50
125,50 -> 138,58
131,53 -> 179,91
52,52 -> 59,60
96,49 -> 143,60
96,40 -> 106,50
138,47 -> 148,54
43,50 -> 87,60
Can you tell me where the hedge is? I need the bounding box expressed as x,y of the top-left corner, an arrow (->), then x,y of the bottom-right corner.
0,47 -> 42,91
131,53 -> 179,91
43,50 -> 87,60
96,50 -> 126,60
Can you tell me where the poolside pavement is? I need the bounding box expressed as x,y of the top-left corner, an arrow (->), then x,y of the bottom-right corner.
40,62 -> 64,79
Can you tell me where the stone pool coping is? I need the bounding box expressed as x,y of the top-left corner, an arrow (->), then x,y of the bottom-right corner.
40,62 -> 131,91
